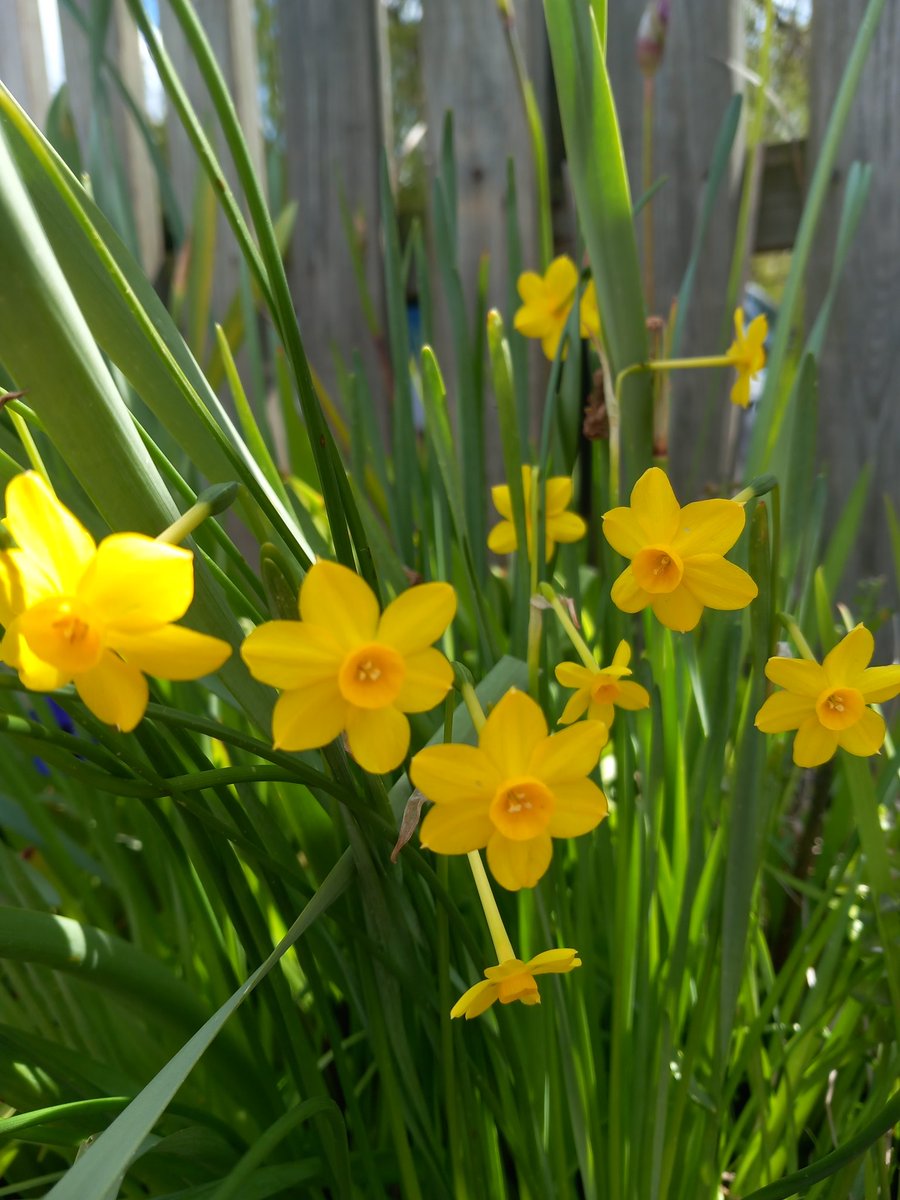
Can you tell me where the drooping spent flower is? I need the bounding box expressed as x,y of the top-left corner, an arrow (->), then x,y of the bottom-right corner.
725,308 -> 768,408
488,466 -> 586,560
755,624 -> 900,768
603,467 -> 757,632
514,256 -> 600,360
241,560 -> 456,774
451,948 -> 581,1020
556,640 -> 650,728
0,472 -> 231,731
412,688 -> 607,891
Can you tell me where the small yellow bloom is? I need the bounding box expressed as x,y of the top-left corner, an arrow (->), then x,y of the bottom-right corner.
0,472 -> 231,731
755,625 -> 900,768
725,308 -> 767,408
603,467 -> 758,632
412,689 -> 607,891
556,640 -> 650,728
514,256 -> 600,360
451,948 -> 581,1020
488,466 -> 587,560
241,561 -> 456,775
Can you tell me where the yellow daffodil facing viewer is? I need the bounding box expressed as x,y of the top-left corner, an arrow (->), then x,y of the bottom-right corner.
451,949 -> 581,1020
513,256 -> 600,361
556,640 -> 650,728
0,472 -> 231,731
725,308 -> 768,408
603,467 -> 758,632
488,466 -> 587,560
411,689 -> 607,890
755,625 -> 900,768
241,561 -> 456,775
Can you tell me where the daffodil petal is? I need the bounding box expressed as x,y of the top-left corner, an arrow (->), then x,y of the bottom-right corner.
528,948 -> 581,975
528,721 -> 606,783
555,661 -> 594,689
730,374 -> 751,408
272,678 -> 346,752
547,511 -> 587,545
859,664 -> 900,703
545,476 -> 573,515
610,566 -> 650,613
451,980 -> 498,1020
241,621 -> 343,689
651,587 -> 704,632
629,468 -> 680,541
419,800 -> 493,854
488,520 -> 518,554
491,484 -> 513,520
299,560 -> 379,649
792,716 -> 838,768
541,325 -> 567,361
545,778 -> 608,837
837,708 -> 885,757
614,680 -> 650,710
346,705 -> 410,774
516,270 -> 545,305
394,647 -> 453,712
108,625 -> 231,680
674,500 -> 745,557
4,472 -> 95,592
487,831 -> 553,891
558,690 -> 591,724
611,640 -> 631,668
411,744 -> 500,805
823,625 -> 873,688
546,255 -> 578,297
481,689 -> 548,776
764,657 -> 826,696
79,535 -> 195,633
377,582 -> 456,655
579,282 -> 600,337
682,555 -> 758,611
0,549 -> 56,624
603,507 -> 648,557
587,702 -> 613,729
755,690 -> 816,733
74,651 -> 148,732
1,619 -> 69,690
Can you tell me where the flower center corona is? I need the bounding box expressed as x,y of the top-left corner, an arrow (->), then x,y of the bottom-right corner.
815,686 -> 864,731
591,674 -> 620,705
489,775 -> 554,840
18,596 -> 104,674
338,642 -> 405,709
632,545 -> 684,594
498,972 -> 540,1006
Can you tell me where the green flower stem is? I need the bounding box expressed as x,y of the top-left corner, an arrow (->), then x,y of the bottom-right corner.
539,583 -> 596,670
156,483 -> 239,545
459,680 -> 487,733
6,404 -> 49,483
778,612 -> 816,662
527,597 -> 543,699
466,850 -> 516,964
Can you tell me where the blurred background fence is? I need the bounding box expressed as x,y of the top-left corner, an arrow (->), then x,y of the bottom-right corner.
0,0 -> 896,610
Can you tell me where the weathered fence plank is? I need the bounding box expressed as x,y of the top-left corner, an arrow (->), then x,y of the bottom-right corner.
607,0 -> 744,494
807,0 -> 900,608
0,0 -> 51,128
277,0 -> 388,423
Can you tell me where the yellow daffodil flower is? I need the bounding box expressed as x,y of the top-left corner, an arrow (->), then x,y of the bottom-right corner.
488,466 -> 587,560
0,472 -> 231,731
411,688 -> 607,891
241,560 -> 456,775
603,467 -> 758,632
451,948 -> 581,1020
725,308 -> 767,408
755,625 -> 900,768
514,256 -> 600,360
556,640 -> 650,728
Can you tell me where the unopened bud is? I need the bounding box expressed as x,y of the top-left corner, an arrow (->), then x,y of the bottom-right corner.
636,0 -> 670,76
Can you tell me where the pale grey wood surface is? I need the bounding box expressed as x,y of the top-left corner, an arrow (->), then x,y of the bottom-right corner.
807,0 -> 900,609
0,0 -> 50,129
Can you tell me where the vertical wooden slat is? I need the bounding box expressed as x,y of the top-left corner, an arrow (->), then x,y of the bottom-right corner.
277,0 -> 387,419
0,0 -> 51,128
57,0 -> 163,276
606,0 -> 744,494
807,0 -> 900,606
160,0 -> 265,316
